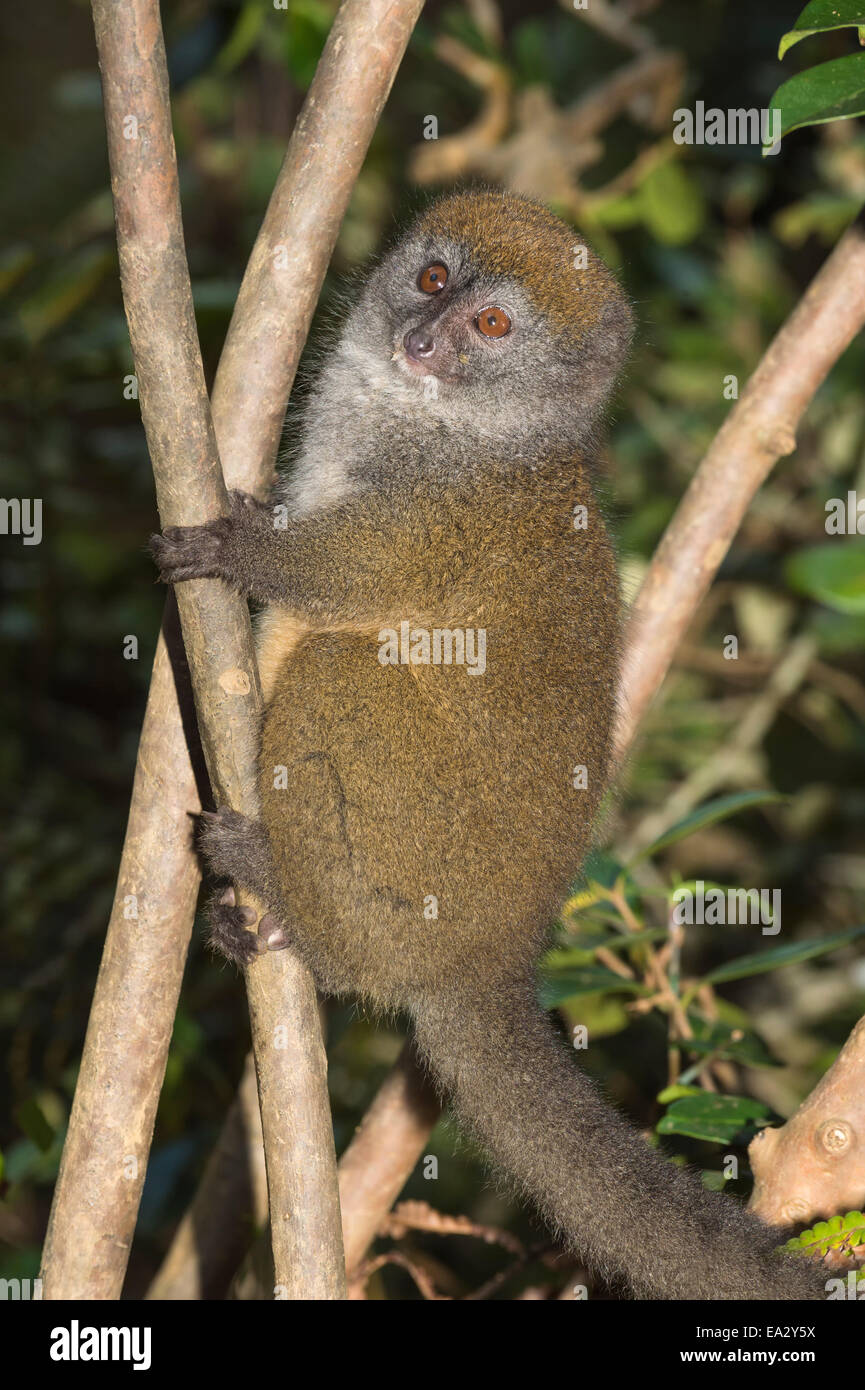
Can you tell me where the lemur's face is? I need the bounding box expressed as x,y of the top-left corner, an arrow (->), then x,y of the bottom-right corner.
338,191 -> 633,448
377,237 -> 535,389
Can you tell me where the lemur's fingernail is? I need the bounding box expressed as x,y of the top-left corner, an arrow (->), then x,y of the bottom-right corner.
259,914 -> 288,949
220,886 -> 236,907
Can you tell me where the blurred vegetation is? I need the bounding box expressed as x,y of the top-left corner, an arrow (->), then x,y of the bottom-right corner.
1,0 -> 864,1299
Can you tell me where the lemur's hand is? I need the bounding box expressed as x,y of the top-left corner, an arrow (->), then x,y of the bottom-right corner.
150,490 -> 264,586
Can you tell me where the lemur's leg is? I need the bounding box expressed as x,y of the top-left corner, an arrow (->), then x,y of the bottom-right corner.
198,807 -> 290,965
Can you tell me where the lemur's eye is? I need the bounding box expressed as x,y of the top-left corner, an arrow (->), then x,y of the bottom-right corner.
418,263 -> 448,293
475,306 -> 511,339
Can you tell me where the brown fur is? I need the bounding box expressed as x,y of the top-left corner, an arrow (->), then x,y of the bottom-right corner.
420,190 -> 620,336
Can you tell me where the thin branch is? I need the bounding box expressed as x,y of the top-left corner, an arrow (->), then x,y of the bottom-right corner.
338,1044 -> 442,1277
615,211 -> 865,762
43,0 -> 424,1301
39,604 -> 200,1298
98,0 -> 345,1301
381,1199 -> 524,1254
146,1053 -> 267,1301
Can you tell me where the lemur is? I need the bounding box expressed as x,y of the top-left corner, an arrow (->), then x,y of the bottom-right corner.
152,190 -> 826,1300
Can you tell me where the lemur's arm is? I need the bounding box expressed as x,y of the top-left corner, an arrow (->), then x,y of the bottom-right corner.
150,488 -> 459,626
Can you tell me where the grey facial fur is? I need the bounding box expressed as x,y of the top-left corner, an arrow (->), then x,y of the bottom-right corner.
282,219 -> 632,517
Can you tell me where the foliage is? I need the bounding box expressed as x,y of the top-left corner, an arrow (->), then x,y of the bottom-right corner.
783,1210 -> 865,1257
769,2 -> 865,148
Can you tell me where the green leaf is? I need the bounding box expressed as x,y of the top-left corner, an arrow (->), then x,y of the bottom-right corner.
658,1094 -> 773,1144
639,161 -> 705,246
538,966 -> 644,1008
783,1210 -> 865,1257
766,53 -> 865,150
550,927 -> 671,960
682,1020 -> 779,1069
657,1083 -> 703,1104
786,541 -> 865,614
216,1 -> 266,73
0,243 -> 35,297
701,1169 -> 729,1191
630,791 -> 784,866
811,609 -> 865,654
703,923 -> 865,985
779,1 -> 865,60
773,193 -> 862,246
14,1098 -> 55,1154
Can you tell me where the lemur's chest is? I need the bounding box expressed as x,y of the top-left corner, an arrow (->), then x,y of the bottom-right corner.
255,606 -> 311,703
255,606 -> 387,704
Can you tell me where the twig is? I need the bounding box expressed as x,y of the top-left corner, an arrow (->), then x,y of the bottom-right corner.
338,1042 -> 441,1277
146,1053 -> 267,1301
40,603 -> 201,1298
619,633 -> 818,857
350,1250 -> 447,1300
382,1199 -> 524,1253
615,211 -> 865,762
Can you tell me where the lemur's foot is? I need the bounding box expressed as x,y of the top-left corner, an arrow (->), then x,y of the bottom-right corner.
149,490 -> 266,586
208,887 -> 266,967
208,889 -> 291,963
199,808 -> 292,964
149,514 -> 236,585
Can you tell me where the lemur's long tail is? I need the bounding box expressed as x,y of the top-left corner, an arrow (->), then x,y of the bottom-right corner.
411,981 -> 824,1300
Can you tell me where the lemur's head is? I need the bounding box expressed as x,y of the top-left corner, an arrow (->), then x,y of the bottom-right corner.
340,189 -> 633,453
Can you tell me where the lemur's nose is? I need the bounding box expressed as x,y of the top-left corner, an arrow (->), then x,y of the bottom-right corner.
404,327 -> 435,359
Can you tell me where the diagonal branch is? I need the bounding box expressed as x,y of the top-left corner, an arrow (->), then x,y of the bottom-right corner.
615,210 -> 865,761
